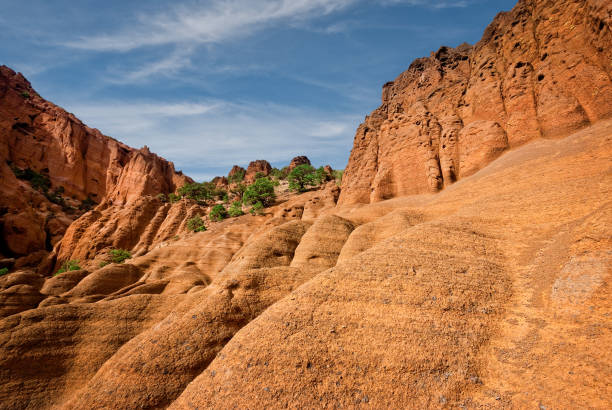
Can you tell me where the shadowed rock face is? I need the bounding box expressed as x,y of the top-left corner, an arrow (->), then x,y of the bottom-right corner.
0,66 -> 191,259
339,0 -> 612,205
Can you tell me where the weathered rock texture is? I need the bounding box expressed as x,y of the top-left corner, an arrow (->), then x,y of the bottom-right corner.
0,65 -> 190,258
339,0 -> 612,204
288,155 -> 311,170
0,1 -> 610,409
244,159 -> 272,183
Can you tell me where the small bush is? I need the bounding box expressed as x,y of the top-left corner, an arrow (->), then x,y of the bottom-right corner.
332,169 -> 344,186
168,193 -> 180,203
56,260 -> 80,275
209,204 -> 228,222
110,249 -> 131,264
11,166 -> 51,193
46,186 -> 65,206
228,169 -> 246,184
250,201 -> 264,215
270,167 -> 285,180
187,216 -> 207,232
20,91 -> 30,99
243,177 -> 276,207
99,261 -> 109,268
228,200 -> 244,217
0,267 -> 8,276
156,193 -> 167,202
79,196 -> 96,211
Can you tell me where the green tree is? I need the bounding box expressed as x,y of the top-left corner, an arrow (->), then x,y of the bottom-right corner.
228,200 -> 244,217
230,182 -> 246,199
287,164 -> 322,192
187,216 -> 207,232
210,204 -> 228,221
178,182 -> 215,202
243,177 -> 276,207
0,268 -> 8,276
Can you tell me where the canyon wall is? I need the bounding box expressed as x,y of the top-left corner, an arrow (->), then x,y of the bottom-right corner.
0,66 -> 191,258
339,0 -> 612,204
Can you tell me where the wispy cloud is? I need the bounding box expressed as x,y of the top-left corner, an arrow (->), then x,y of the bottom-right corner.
63,0 -> 471,52
111,47 -> 196,83
63,0 -> 357,52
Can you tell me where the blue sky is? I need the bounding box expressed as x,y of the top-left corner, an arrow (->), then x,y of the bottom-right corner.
1,0 -> 516,181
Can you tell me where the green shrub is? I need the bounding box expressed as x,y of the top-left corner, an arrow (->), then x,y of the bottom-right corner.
228,169 -> 246,184
0,267 -> 8,276
243,177 -> 276,207
332,169 -> 344,186
228,200 -> 244,217
270,167 -> 286,180
79,196 -> 96,211
156,193 -> 167,202
187,216 -> 207,232
178,182 -> 216,202
230,182 -> 246,199
250,201 -> 264,215
209,204 -> 228,222
110,249 -> 131,264
20,91 -> 30,99
11,166 -> 51,193
46,186 -> 65,206
168,193 -> 180,203
287,164 -> 325,192
56,260 -> 80,275
99,261 -> 109,268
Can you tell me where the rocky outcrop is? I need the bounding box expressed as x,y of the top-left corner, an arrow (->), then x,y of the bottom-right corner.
227,165 -> 245,179
288,155 -> 311,170
339,0 -> 612,204
54,196 -> 210,271
0,65 -> 191,259
244,159 -> 272,183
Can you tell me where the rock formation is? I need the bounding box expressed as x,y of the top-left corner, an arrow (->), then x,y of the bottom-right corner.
0,66 -> 191,261
0,0 -> 610,409
339,0 -> 612,204
244,159 -> 272,183
289,155 -> 311,170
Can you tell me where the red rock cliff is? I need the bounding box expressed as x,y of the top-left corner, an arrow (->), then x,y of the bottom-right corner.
339,0 -> 612,205
0,66 -> 191,258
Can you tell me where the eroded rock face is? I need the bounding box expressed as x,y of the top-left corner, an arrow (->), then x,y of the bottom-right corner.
244,159 -> 272,183
0,66 -> 191,259
289,155 -> 311,170
339,0 -> 612,205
